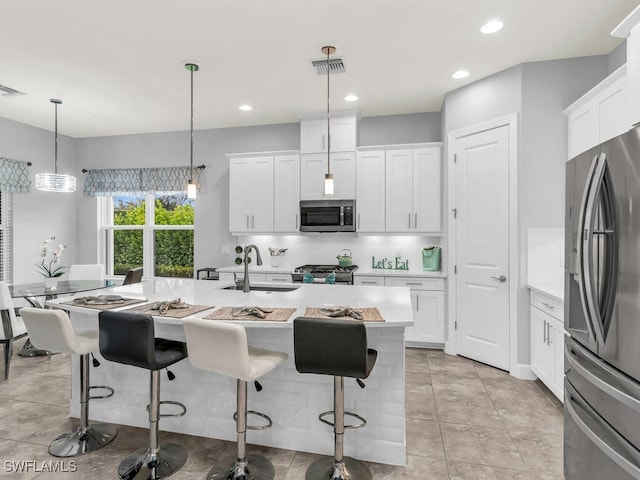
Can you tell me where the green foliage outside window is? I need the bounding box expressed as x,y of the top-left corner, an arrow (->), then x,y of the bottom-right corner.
113,196 -> 194,277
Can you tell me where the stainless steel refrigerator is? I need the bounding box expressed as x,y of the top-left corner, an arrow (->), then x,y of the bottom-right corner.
565,126 -> 640,479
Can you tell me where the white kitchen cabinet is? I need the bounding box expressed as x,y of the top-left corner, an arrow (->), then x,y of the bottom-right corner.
385,146 -> 441,233
356,150 -> 386,232
274,154 -> 301,232
266,273 -> 292,283
612,7 -> 640,128
229,155 -> 274,233
386,276 -> 446,345
300,152 -> 356,200
530,290 -> 564,402
565,66 -> 628,159
228,151 -> 300,234
353,275 -> 385,286
300,113 -> 358,154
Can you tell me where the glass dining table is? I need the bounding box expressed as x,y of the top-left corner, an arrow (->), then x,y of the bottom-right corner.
9,279 -> 116,356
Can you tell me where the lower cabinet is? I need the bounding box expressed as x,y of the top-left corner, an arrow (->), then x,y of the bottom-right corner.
355,275 -> 446,346
530,291 -> 564,402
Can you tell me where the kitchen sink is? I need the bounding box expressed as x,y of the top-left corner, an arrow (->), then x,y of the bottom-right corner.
222,283 -> 300,292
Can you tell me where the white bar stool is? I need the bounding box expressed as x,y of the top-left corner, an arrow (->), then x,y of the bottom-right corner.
19,307 -> 117,457
183,317 -> 288,480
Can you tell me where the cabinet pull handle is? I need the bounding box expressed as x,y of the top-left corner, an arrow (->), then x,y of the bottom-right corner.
296,214 -> 298,229
322,134 -> 326,151
406,282 -> 423,286
414,213 -> 418,229
252,215 -> 255,229
358,213 -> 361,229
416,295 -> 420,311
547,322 -> 552,346
361,281 -> 377,285
408,213 -> 411,228
543,320 -> 548,344
246,215 -> 249,229
542,302 -> 555,309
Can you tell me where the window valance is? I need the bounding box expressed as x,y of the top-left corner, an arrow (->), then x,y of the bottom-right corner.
0,157 -> 31,193
83,166 -> 202,196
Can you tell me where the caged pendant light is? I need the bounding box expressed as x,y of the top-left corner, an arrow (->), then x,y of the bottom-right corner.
323,46 -> 335,196
35,99 -> 76,192
185,63 -> 199,199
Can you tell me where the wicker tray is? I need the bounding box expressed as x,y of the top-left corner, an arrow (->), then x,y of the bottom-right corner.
61,297 -> 147,311
203,307 -> 297,322
303,307 -> 384,322
123,303 -> 215,319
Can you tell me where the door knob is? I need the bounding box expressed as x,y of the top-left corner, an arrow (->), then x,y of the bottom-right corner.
490,275 -> 507,283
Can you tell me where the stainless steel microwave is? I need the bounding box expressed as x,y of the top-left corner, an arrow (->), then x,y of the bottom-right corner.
299,200 -> 356,232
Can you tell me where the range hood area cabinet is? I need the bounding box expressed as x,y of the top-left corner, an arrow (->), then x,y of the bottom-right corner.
300,152 -> 356,200
228,151 -> 300,234
356,150 -> 386,232
299,112 -> 358,154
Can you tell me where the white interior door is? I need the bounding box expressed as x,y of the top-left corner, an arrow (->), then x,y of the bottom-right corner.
454,124 -> 510,370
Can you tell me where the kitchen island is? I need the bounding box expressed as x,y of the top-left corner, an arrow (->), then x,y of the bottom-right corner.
47,278 -> 413,466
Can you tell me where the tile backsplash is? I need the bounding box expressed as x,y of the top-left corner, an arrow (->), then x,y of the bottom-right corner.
527,227 -> 564,285
228,234 -> 444,272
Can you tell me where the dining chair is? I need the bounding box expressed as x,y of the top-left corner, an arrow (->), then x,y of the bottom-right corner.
68,264 -> 105,281
0,281 -> 28,380
122,267 -> 143,285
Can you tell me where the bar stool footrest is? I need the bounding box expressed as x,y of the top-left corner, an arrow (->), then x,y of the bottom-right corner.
233,410 -> 273,430
318,410 -> 367,429
88,385 -> 114,400
146,400 -> 187,418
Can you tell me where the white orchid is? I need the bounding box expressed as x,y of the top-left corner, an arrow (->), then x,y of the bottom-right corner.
35,236 -> 67,277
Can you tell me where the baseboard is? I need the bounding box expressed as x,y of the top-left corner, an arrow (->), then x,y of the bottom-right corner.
511,363 -> 536,380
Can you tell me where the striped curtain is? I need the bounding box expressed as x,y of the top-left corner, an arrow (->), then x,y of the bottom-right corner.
83,166 -> 201,196
0,157 -> 31,193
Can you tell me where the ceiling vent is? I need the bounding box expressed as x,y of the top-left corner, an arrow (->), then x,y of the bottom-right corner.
0,84 -> 23,97
311,57 -> 346,75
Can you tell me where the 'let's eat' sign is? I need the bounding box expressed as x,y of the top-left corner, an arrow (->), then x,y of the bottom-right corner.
371,256 -> 409,270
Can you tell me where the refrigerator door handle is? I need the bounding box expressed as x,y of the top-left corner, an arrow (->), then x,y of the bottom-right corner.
576,154 -> 602,344
565,339 -> 640,414
565,381 -> 640,478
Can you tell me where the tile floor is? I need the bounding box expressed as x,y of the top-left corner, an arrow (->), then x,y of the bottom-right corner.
0,341 -> 564,479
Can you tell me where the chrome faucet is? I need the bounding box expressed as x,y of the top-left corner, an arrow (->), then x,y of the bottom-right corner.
242,244 -> 263,292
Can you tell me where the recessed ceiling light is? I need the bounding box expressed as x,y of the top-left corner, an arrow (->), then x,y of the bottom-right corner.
481,20 -> 504,34
451,70 -> 469,80
239,104 -> 252,111
344,94 -> 358,102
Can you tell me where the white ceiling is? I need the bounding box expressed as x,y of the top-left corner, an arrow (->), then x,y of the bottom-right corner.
0,0 -> 637,138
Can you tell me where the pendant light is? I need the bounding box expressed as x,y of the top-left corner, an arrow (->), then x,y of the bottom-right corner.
35,99 -> 76,192
185,63 -> 199,199
323,45 -> 335,196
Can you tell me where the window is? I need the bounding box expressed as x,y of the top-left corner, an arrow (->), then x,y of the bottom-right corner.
100,193 -> 194,278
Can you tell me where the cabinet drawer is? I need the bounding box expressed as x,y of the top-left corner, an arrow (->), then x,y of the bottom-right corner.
266,273 -> 292,283
531,291 -> 564,322
385,277 -> 444,290
354,276 -> 385,286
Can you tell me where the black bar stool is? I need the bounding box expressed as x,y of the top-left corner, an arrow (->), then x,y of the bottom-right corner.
19,307 -> 117,456
98,311 -> 188,480
183,316 -> 288,480
293,317 -> 378,480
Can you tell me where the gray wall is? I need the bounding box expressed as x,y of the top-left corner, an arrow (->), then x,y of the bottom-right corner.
442,55 -> 610,367
359,112 -> 441,145
609,40 -> 627,73
76,113 -> 439,272
0,117 -> 79,284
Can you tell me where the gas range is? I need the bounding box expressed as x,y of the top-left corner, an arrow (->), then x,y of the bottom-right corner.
292,264 -> 359,285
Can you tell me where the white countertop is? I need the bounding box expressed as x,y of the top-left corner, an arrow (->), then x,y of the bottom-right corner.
48,277 -> 414,328
216,265 -> 295,275
354,267 -> 447,278
527,283 -> 564,303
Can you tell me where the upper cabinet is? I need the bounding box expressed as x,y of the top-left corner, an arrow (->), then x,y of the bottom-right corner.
228,151 -> 300,235
385,146 -> 442,233
612,5 -> 640,128
300,152 -> 356,200
356,150 -> 386,232
299,112 -> 359,154
564,66 -> 628,159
